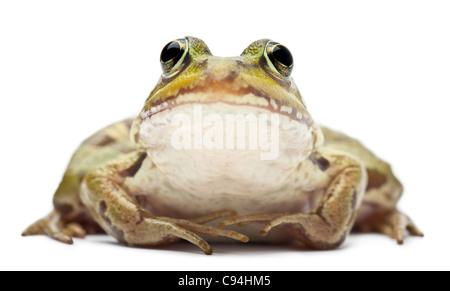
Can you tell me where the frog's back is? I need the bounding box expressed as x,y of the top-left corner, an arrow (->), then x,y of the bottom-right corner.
52,119 -> 135,232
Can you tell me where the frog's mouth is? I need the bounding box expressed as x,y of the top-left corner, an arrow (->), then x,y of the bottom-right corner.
140,83 -> 313,127
135,85 -> 322,155
133,81 -> 323,151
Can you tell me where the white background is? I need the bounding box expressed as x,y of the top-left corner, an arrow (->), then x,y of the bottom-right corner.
1,0 -> 449,271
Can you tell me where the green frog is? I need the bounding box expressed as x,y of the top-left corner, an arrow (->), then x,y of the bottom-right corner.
23,37 -> 423,254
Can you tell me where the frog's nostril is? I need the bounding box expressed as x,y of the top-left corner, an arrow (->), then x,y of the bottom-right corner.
225,70 -> 237,82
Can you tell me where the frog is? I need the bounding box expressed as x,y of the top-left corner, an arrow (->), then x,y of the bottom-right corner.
23,36 -> 423,254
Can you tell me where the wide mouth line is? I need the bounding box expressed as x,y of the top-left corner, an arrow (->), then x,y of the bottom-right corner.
141,93 -> 311,127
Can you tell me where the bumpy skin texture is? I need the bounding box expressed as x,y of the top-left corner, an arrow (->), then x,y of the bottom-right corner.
320,127 -> 423,243
23,37 -> 423,254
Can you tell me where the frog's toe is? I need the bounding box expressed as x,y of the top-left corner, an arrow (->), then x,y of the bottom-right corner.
160,217 -> 249,243
388,211 -> 424,244
190,210 -> 238,224
218,213 -> 286,228
22,211 -> 86,244
65,223 -> 87,239
354,210 -> 423,244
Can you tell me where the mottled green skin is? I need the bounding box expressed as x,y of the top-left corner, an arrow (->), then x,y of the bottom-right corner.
23,37 -> 422,254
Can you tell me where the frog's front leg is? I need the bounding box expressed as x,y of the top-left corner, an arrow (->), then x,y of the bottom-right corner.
221,153 -> 367,250
81,151 -> 248,255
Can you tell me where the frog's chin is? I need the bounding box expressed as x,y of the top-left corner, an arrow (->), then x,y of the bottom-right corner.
135,98 -> 321,197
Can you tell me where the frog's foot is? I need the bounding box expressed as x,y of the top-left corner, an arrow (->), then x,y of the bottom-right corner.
160,216 -> 249,242
156,210 -> 249,255
222,163 -> 366,250
353,210 -> 424,244
22,211 -> 86,244
128,210 -> 248,255
119,216 -> 248,255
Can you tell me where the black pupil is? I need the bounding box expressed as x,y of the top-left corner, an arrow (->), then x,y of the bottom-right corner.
161,41 -> 181,63
272,45 -> 293,67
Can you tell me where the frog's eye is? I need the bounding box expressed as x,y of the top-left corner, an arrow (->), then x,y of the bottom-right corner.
264,41 -> 293,78
160,38 -> 189,76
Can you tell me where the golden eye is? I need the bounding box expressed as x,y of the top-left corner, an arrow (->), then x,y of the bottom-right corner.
160,38 -> 189,76
265,41 -> 293,77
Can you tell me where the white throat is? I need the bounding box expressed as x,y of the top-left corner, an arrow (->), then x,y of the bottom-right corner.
138,96 -> 314,197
